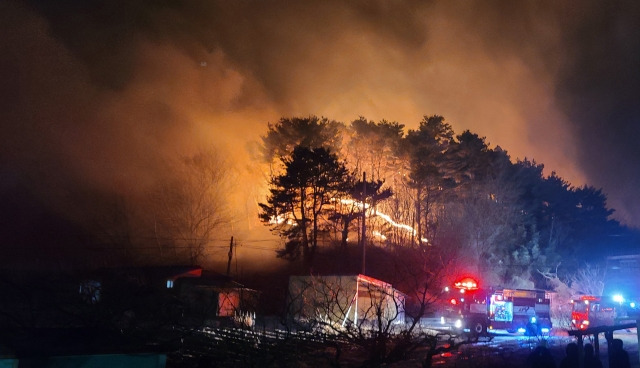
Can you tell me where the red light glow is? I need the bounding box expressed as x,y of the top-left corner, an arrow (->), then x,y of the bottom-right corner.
454,277 -> 479,290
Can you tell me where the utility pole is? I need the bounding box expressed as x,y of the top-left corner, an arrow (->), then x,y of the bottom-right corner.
226,236 -> 234,276
361,172 -> 366,275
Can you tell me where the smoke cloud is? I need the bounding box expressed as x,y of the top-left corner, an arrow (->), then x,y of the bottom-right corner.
1,0 -> 638,268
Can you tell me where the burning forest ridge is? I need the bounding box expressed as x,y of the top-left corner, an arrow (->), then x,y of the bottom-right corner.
4,112 -> 636,294
255,116 -> 634,288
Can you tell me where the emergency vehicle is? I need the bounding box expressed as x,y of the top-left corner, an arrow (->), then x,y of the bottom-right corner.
434,277 -> 552,336
570,254 -> 640,329
570,295 -> 615,329
488,288 -> 552,334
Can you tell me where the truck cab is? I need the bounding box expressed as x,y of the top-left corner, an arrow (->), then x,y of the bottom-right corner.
571,255 -> 640,329
571,294 -> 637,329
571,295 -> 615,329
432,277 -> 490,336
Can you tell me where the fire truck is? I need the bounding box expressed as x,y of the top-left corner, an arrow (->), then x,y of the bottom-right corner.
571,295 -> 616,330
571,254 -> 640,329
488,288 -> 552,334
434,277 -> 553,336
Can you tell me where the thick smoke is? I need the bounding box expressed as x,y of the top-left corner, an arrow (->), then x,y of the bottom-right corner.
1,0 -> 638,268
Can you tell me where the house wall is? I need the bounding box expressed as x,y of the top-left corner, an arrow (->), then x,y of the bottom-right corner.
288,275 -> 405,327
355,277 -> 405,325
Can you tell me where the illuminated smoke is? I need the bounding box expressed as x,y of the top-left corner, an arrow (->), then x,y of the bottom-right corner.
1,0 -> 638,269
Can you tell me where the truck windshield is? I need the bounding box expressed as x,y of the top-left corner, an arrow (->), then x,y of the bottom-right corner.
573,303 -> 588,312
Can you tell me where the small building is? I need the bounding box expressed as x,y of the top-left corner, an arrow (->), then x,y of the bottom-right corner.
177,271 -> 259,328
83,265 -> 203,291
288,274 -> 405,329
78,266 -> 258,328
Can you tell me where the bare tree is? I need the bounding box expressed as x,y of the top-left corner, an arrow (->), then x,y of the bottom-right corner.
538,262 -> 604,328
569,263 -> 605,296
151,150 -> 230,265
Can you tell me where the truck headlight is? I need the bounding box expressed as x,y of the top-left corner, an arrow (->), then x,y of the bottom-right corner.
613,294 -> 624,303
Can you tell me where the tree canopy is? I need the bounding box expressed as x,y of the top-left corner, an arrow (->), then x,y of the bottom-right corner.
259,115 -> 628,289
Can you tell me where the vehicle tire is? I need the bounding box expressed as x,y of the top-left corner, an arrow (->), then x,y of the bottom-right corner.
471,320 -> 486,336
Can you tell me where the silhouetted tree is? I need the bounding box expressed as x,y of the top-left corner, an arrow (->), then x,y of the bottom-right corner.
346,117 -> 404,182
259,146 -> 353,268
345,118 -> 407,245
261,116 -> 345,173
401,115 -> 456,246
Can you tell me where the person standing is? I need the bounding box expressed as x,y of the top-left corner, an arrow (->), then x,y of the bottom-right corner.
609,338 -> 630,368
526,343 -> 556,368
583,343 -> 602,368
560,342 -> 579,368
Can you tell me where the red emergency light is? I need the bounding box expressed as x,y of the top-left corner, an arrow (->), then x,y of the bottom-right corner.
454,277 -> 479,290
579,295 -> 599,301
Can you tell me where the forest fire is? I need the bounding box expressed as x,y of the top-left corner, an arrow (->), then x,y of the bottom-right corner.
340,198 -> 428,243
256,116 -> 633,297
1,1 -> 639,367
267,197 -> 423,243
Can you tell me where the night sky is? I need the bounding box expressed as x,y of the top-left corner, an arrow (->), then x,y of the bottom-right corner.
1,0 -> 639,267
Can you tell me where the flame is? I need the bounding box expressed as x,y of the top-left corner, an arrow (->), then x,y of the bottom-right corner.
340,199 -> 428,243
269,214 -> 296,226
267,197 -> 428,244
372,230 -> 387,241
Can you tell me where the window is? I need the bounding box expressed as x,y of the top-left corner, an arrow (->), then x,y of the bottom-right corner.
79,280 -> 101,304
166,279 -> 174,289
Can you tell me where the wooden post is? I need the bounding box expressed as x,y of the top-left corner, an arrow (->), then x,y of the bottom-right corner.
361,172 -> 366,275
567,323 -> 636,367
605,330 -> 613,368
637,319 -> 640,365
226,236 -> 234,276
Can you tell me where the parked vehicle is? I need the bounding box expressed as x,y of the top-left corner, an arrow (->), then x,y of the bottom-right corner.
427,277 -> 552,336
571,254 -> 640,329
488,288 -> 552,335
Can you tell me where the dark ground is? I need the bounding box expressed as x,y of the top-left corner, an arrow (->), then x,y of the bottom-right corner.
164,328 -> 639,368
428,330 -> 639,368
